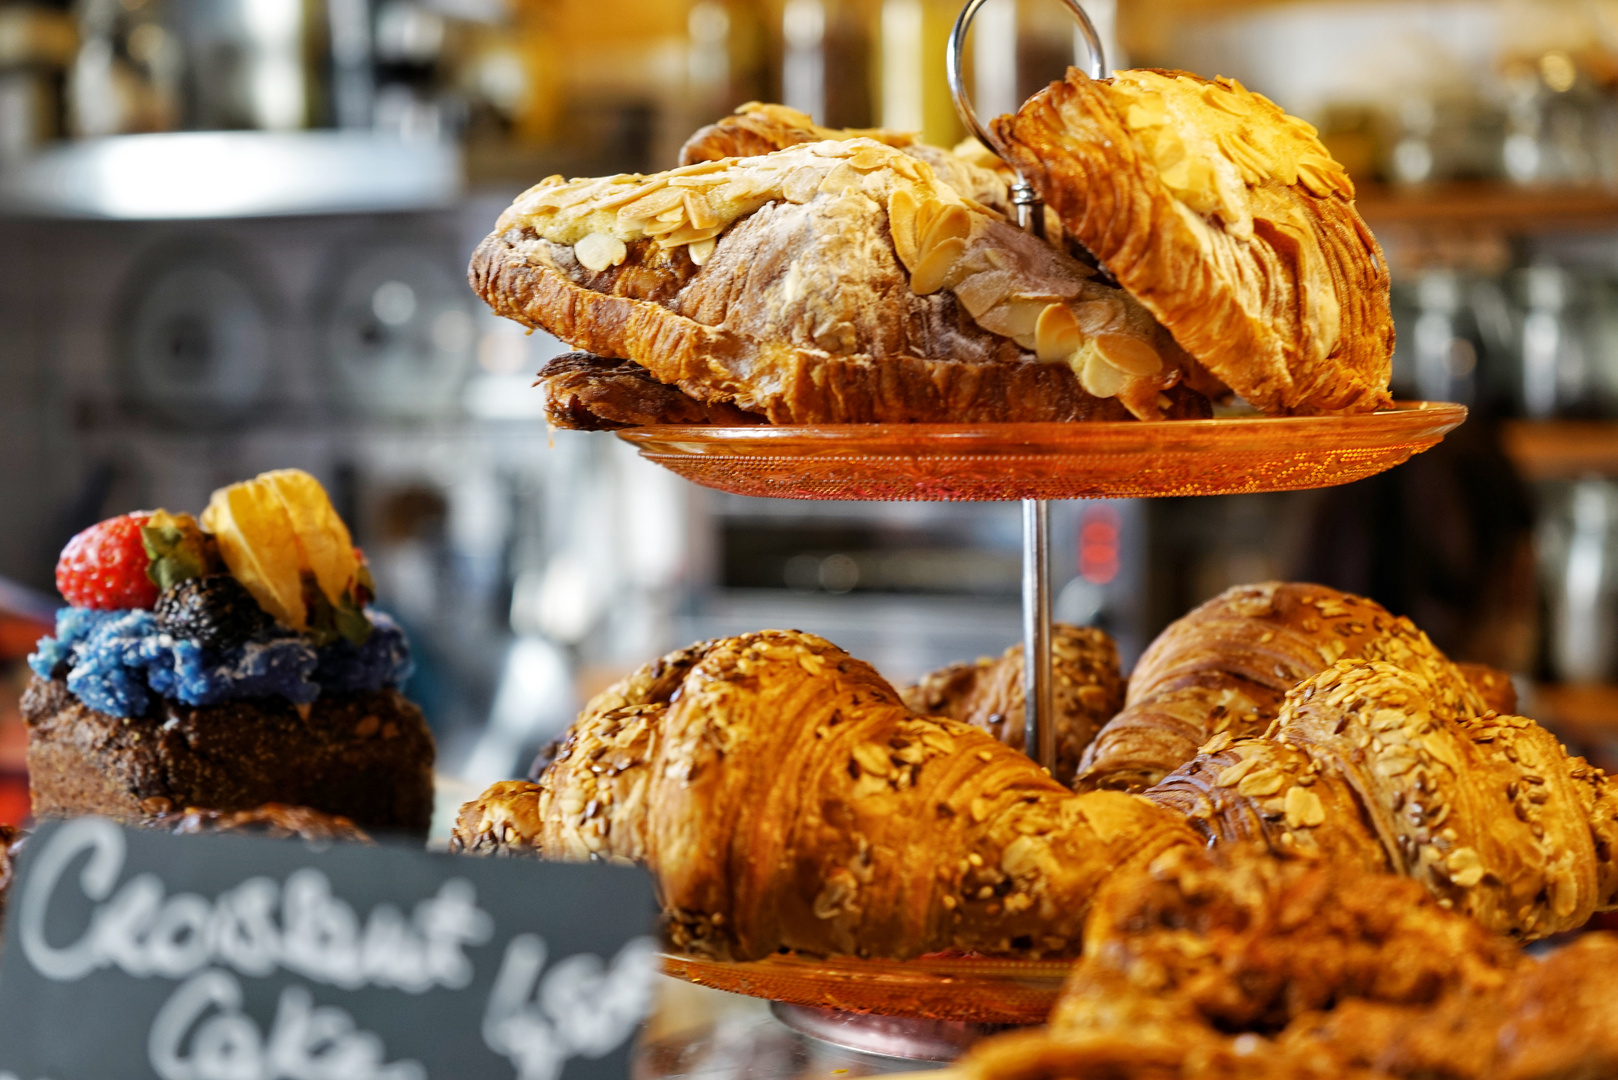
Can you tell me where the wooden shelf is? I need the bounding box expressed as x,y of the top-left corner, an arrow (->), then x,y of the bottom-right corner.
1501,421 -> 1618,481
1356,182 -> 1618,235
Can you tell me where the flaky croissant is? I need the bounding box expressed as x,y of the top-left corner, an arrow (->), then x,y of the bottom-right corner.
453,630 -> 1200,960
1077,582 -> 1487,793
534,352 -> 766,430
901,624 -> 1123,787
679,102 -> 920,165
1147,660 -> 1618,938
454,620 -> 1617,956
471,138 -> 1211,424
679,101 -> 1036,230
993,69 -> 1394,415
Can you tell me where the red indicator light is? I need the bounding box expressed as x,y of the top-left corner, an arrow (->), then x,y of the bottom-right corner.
1079,506 -> 1120,585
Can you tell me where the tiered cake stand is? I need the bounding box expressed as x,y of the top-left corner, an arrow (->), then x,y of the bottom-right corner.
619,0 -> 1467,1064
619,406 -> 1466,1063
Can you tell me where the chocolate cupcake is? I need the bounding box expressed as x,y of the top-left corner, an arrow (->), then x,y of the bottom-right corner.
25,470 -> 435,838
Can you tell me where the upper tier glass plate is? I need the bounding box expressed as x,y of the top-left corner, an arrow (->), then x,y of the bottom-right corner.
615,403 -> 1467,502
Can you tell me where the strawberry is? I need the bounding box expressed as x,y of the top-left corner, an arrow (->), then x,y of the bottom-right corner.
55,512 -> 161,609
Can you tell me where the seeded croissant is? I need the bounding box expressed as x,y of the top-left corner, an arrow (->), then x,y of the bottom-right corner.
901,623 -> 1124,788
1077,582 -> 1488,793
452,629 -> 1203,960
470,138 -> 1211,424
452,621 -> 1617,958
1146,659 -> 1618,938
993,69 -> 1394,415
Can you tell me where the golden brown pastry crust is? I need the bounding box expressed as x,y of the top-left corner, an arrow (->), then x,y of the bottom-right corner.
1150,659 -> 1618,938
679,102 -> 918,166
993,69 -> 1394,416
536,352 -> 766,429
1077,583 -> 1484,793
959,844 -> 1618,1080
453,621 -> 1615,959
679,102 -> 1020,220
1457,662 -> 1518,716
1285,933 -> 1618,1080
455,630 -> 1202,960
902,624 -> 1124,787
471,140 -> 1212,423
955,845 -> 1609,1080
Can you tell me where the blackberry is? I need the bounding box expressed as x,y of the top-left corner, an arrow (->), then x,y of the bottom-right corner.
154,575 -> 273,651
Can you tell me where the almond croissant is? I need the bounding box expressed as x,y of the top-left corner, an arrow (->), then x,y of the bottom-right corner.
993,69 -> 1394,415
1077,582 -> 1487,793
679,101 -> 1029,227
470,139 -> 1210,424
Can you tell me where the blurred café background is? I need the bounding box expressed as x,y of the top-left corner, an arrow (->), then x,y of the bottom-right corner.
9,0 -> 1618,814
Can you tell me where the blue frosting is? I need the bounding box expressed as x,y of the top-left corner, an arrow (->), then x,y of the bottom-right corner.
28,606 -> 414,718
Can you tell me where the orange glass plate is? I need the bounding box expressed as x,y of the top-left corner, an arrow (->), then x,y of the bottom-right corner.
660,951 -> 1072,1024
616,403 -> 1467,502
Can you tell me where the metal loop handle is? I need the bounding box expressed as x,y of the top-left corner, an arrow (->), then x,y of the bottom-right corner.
946,0 -> 1107,162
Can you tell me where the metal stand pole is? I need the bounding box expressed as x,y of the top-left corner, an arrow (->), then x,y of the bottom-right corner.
946,0 -> 1104,773
1022,499 -> 1055,773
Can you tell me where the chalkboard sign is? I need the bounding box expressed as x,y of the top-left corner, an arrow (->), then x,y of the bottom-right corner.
0,818 -> 659,1080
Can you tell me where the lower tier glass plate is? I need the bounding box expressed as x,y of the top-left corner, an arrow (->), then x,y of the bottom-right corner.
660,951 -> 1072,1025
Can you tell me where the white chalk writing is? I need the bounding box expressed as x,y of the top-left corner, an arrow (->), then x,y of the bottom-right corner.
482,935 -> 657,1080
18,818 -> 492,993
148,971 -> 425,1080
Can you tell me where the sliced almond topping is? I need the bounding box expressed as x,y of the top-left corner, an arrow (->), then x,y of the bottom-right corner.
1069,299 -> 1121,335
660,226 -> 724,250
909,236 -> 967,296
1078,346 -> 1129,398
849,144 -> 894,171
1202,83 -> 1252,116
888,188 -> 921,269
952,270 -> 1014,318
1093,333 -> 1163,378
668,174 -> 722,188
616,185 -> 684,220
1153,130 -> 1188,172
920,203 -> 973,256
683,191 -> 720,230
574,232 -> 627,272
978,296 -> 1046,348
689,237 -> 717,266
1125,91 -> 1167,128
782,165 -> 823,204
1034,303 -> 1082,362
667,158 -> 729,177
592,179 -> 663,212
818,162 -> 862,196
